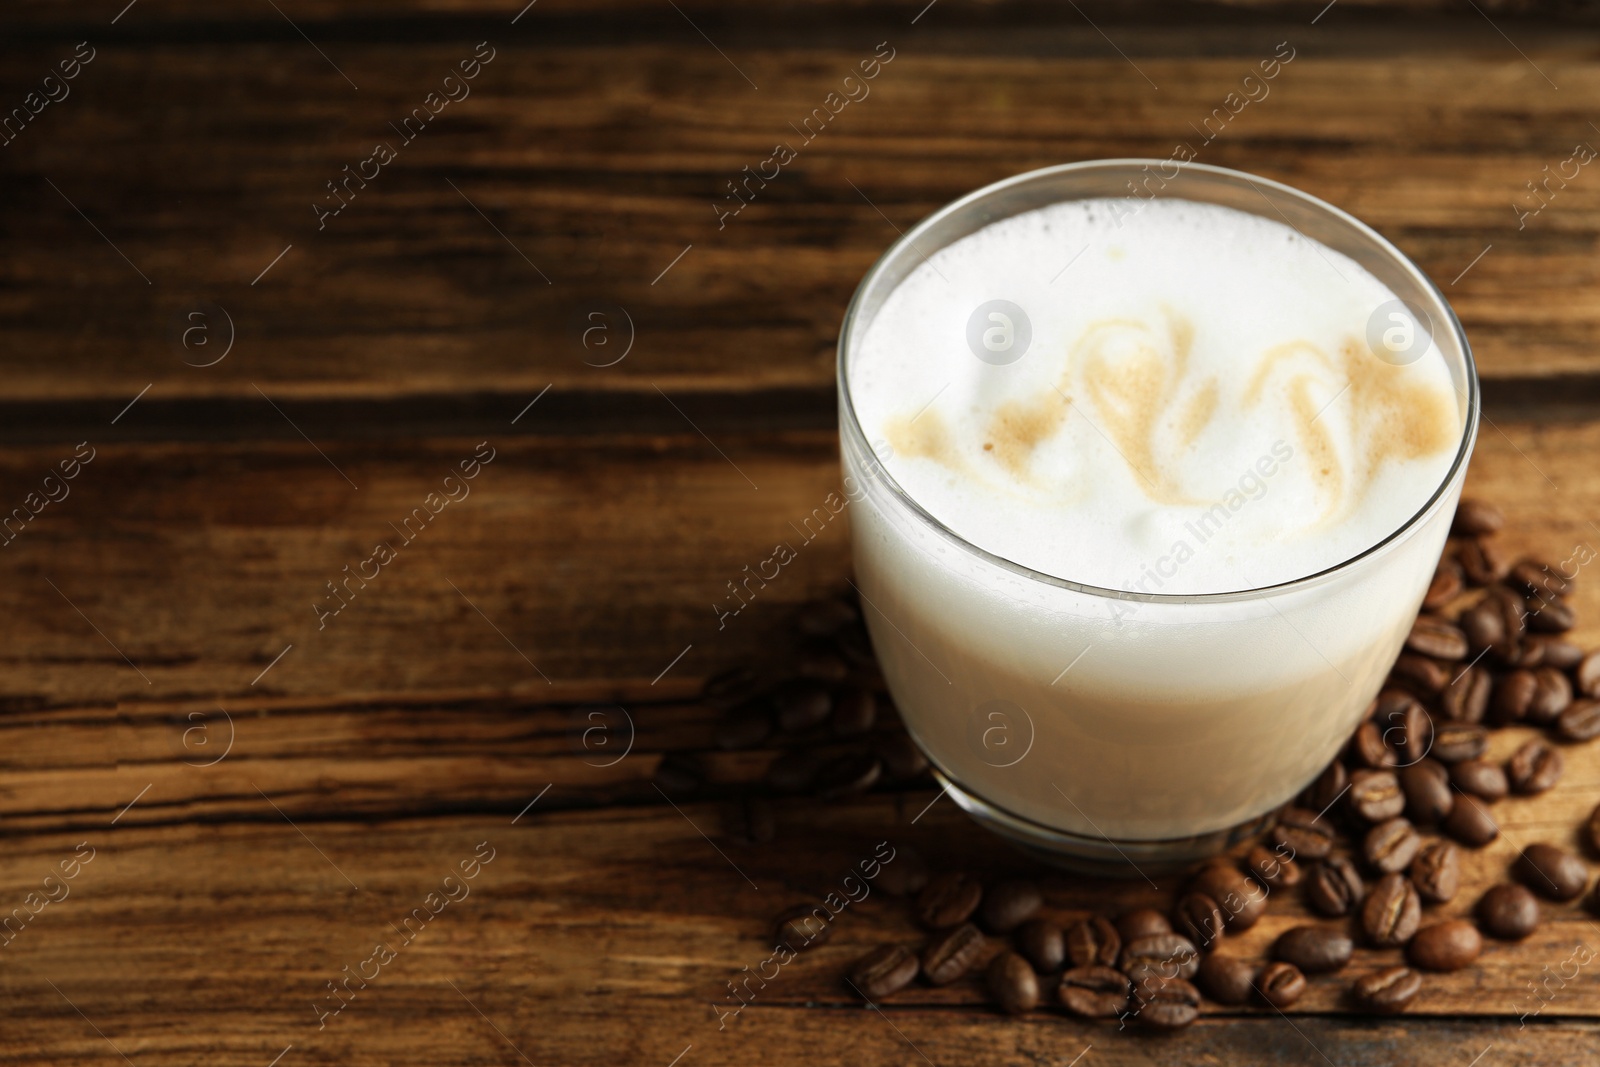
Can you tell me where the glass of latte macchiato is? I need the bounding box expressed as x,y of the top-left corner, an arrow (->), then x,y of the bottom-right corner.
838,161 -> 1478,873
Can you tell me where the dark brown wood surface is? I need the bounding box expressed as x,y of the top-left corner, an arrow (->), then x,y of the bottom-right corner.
4,1 -> 1600,1063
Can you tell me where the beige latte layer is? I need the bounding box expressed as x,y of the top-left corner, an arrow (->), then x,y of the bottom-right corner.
844,196 -> 1468,840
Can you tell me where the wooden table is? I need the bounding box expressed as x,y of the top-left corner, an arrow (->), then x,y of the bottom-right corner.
4,0 -> 1600,1062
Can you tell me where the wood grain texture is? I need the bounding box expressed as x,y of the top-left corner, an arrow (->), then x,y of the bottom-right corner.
0,415 -> 1594,707
0,432 -> 849,707
5,3 -> 1600,1061
1,789 -> 1598,1066
1,5 -> 1598,415
0,415 -> 1599,1067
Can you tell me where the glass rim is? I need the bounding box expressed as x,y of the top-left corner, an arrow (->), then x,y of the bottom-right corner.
835,159 -> 1482,605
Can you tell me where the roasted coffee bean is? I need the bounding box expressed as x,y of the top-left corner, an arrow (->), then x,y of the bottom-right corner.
1393,699 -> 1435,765
1256,961 -> 1307,1008
1578,649 -> 1600,698
1016,918 -> 1065,973
1507,739 -> 1563,795
1399,760 -> 1452,824
921,923 -> 986,985
1361,873 -> 1422,946
986,951 -> 1039,1015
1490,670 -> 1537,725
1477,884 -> 1540,940
1371,687 -> 1414,719
1511,558 -> 1574,598
1390,653 -> 1450,695
1189,863 -> 1267,930
1120,933 -> 1199,981
1516,843 -> 1590,901
1306,856 -> 1365,917
796,642 -> 850,683
774,682 -> 833,733
1488,588 -> 1531,662
1196,953 -> 1256,1005
1353,966 -> 1423,1013
1453,499 -> 1505,536
1500,636 -> 1545,669
916,872 -> 984,929
1133,975 -> 1201,1030
702,665 -> 761,710
1270,807 -> 1336,861
1408,919 -> 1482,972
1349,768 -> 1406,822
1115,908 -> 1172,943
652,752 -> 705,793
765,749 -> 824,793
1443,794 -> 1499,847
1441,665 -> 1492,724
1349,720 -> 1398,769
1558,698 -> 1600,743
1274,925 -> 1353,973
1407,615 -> 1469,660
978,879 -> 1041,934
716,702 -> 774,750
1430,723 -> 1487,763
1303,760 -> 1349,813
1337,771 -> 1401,831
721,796 -> 776,845
1587,801 -> 1600,858
1364,817 -> 1423,874
1460,596 -> 1507,651
830,689 -> 877,737
1424,558 -> 1465,611
1527,667 -> 1573,724
1531,636 -> 1585,669
1490,581 -> 1529,628
1246,844 -> 1301,890
1065,916 -> 1122,968
873,732 -> 929,781
848,943 -> 920,1000
874,844 -> 930,898
1450,758 -> 1509,801
797,598 -> 859,637
1172,892 -> 1226,952
1458,536 -> 1512,585
1528,594 -> 1576,633
814,751 -> 882,799
1506,633 -> 1550,674
773,905 -> 832,950
1410,839 -> 1461,904
1059,965 -> 1131,1019
832,621 -> 875,666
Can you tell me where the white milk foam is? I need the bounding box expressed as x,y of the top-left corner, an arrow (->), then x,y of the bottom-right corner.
849,198 -> 1462,594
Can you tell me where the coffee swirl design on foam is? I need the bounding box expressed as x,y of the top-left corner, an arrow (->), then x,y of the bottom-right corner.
1243,336 -> 1457,523
1071,313 -> 1204,505
886,310 -> 1457,526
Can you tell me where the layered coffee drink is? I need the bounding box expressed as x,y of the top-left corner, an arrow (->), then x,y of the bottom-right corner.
839,168 -> 1476,863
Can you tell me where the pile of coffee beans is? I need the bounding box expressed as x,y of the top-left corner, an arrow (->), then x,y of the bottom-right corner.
657,598 -> 933,838
701,498 -> 1600,1030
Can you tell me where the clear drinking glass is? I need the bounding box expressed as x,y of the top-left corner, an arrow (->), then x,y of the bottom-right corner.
837,161 -> 1479,874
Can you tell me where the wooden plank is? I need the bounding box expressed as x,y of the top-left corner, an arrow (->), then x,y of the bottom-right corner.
1,799 -> 1598,1067
0,415 -> 1599,1065
7,0 -> 1600,27
0,432 -> 850,706
3,29 -> 1600,414
0,411 -> 1596,708
5,692 -> 1600,1017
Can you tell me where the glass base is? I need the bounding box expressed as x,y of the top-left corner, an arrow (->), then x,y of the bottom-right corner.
933,770 -> 1275,878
